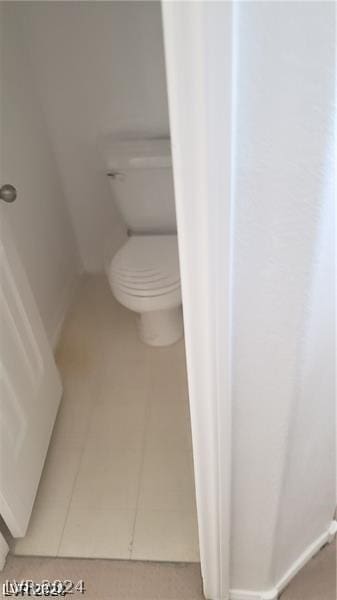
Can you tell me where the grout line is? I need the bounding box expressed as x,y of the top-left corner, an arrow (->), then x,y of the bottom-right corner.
56,347 -> 106,556
55,399 -> 97,556
55,277 -> 120,556
128,359 -> 153,559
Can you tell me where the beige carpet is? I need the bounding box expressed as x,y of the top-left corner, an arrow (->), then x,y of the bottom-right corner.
280,540 -> 336,600
1,541 -> 335,599
0,555 -> 204,599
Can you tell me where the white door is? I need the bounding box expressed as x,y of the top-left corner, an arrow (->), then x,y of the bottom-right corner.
0,210 -> 62,537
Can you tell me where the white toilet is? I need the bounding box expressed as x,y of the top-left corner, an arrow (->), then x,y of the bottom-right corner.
105,139 -> 183,347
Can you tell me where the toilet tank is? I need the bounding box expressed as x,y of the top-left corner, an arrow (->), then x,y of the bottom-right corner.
106,139 -> 176,234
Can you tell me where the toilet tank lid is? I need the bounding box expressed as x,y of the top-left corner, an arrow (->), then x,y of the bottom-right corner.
106,138 -> 172,170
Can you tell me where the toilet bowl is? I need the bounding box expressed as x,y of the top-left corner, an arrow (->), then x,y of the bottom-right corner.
104,138 -> 183,345
107,234 -> 183,346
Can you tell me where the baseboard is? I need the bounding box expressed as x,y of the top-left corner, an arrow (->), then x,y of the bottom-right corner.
0,532 -> 9,571
50,271 -> 83,350
230,588 -> 278,600
229,520 -> 337,600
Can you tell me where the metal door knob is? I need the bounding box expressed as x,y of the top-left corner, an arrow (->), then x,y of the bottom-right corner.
0,184 -> 17,203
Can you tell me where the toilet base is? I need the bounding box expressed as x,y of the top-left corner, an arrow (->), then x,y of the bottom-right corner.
137,306 -> 183,346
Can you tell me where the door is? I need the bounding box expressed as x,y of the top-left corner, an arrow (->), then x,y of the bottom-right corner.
0,209 -> 62,537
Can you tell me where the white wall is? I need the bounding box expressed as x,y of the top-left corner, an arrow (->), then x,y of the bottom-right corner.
273,146 -> 335,581
1,4 -> 82,345
16,1 -> 170,272
231,1 -> 335,591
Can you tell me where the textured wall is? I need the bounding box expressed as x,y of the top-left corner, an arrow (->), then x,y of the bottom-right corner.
1,5 -> 82,344
273,135 -> 335,582
231,2 -> 335,590
15,1 -> 170,272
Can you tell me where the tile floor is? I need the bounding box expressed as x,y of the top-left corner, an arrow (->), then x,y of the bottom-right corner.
12,275 -> 199,562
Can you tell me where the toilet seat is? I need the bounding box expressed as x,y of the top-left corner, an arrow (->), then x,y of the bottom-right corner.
108,235 -> 181,313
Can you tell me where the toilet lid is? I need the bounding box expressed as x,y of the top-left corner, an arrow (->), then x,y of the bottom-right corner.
110,235 -> 180,297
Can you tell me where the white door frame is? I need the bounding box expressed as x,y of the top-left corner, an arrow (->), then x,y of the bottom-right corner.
162,3 -> 234,599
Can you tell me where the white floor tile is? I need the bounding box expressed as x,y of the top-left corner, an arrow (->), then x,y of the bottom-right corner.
85,398 -> 148,452
150,342 -> 188,390
51,393 -> 93,449
99,359 -> 152,399
69,445 -> 142,511
138,446 -> 196,512
58,507 -> 134,559
33,438 -> 82,511
13,506 -> 66,557
146,398 -> 193,452
132,508 -> 200,562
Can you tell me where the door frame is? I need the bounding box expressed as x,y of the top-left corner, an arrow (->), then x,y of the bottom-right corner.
162,3 -> 234,599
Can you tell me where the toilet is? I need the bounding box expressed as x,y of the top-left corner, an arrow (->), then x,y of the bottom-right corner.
105,139 -> 183,346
